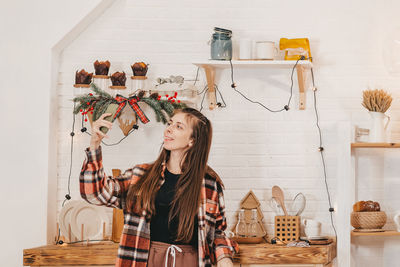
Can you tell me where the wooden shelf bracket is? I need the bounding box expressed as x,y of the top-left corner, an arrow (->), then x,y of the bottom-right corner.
199,65 -> 217,110
296,65 -> 306,110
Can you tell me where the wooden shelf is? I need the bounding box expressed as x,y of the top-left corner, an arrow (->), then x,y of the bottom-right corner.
351,142 -> 400,148
23,241 -> 335,266
193,60 -> 313,69
351,230 -> 400,237
192,60 -> 313,110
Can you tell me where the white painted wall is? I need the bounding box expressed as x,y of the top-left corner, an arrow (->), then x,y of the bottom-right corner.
3,0 -> 400,266
55,1 -> 400,266
0,1 -> 103,266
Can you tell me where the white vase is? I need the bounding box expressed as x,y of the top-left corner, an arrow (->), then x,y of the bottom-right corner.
394,212 -> 400,232
369,111 -> 390,142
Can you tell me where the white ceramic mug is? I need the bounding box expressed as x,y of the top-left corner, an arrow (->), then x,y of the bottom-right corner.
394,212 -> 400,232
239,39 -> 252,60
255,41 -> 278,60
303,219 -> 321,227
303,219 -> 322,237
305,226 -> 321,237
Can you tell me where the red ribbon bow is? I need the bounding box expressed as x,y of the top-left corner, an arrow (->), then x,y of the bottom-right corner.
114,94 -> 150,124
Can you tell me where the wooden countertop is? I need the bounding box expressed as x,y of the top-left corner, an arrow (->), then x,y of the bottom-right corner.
233,242 -> 336,265
24,241 -> 336,266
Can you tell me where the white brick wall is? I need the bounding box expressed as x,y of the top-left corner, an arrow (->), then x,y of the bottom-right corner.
55,0 -> 400,266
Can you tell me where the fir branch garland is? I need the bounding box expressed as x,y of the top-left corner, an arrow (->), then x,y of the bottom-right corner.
91,83 -> 113,99
72,83 -> 187,125
159,100 -> 175,116
140,97 -> 166,123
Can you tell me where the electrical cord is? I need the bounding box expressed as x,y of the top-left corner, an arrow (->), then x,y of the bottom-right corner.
64,103 -> 76,205
228,58 -> 302,112
83,128 -> 137,146
310,68 -> 338,239
194,66 -> 227,111
198,84 -> 227,112
228,56 -> 337,239
56,104 -> 76,244
215,85 -> 227,108
55,104 -> 137,245
81,114 -> 138,146
57,238 -> 116,245
57,61 -> 337,244
199,87 -> 209,112
193,67 -> 200,86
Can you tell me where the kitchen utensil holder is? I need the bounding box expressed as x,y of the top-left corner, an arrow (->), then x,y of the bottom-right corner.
274,215 -> 300,243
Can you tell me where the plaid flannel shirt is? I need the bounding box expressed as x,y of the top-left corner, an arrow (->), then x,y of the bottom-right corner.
80,147 -> 239,267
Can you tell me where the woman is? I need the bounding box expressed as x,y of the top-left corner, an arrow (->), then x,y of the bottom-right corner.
80,107 -> 238,267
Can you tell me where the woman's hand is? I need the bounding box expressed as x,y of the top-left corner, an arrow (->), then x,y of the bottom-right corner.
217,257 -> 233,267
89,113 -> 113,150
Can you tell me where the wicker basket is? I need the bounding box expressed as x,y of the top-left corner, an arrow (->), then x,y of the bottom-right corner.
351,211 -> 387,229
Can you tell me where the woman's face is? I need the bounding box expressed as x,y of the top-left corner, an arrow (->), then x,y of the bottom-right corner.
163,113 -> 193,152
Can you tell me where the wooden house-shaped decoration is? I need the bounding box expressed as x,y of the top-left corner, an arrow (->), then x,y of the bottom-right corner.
231,190 -> 267,243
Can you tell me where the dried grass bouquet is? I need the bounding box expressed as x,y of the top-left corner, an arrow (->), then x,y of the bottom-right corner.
362,89 -> 392,113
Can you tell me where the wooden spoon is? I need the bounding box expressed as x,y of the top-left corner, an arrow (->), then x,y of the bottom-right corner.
272,186 -> 288,216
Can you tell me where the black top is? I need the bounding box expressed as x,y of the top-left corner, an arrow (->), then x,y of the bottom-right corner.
150,168 -> 198,247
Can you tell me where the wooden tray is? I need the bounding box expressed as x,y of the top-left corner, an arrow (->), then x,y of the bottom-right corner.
232,236 -> 265,244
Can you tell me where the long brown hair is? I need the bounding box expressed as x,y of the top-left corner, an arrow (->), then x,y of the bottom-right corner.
126,108 -> 221,243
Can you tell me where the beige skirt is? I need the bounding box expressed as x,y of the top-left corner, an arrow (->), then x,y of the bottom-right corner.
147,241 -> 198,267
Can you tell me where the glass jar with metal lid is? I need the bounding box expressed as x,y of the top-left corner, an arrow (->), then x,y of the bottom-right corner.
210,27 -> 232,60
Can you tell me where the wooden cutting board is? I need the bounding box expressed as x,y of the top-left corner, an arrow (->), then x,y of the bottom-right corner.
306,238 -> 333,245
111,169 -> 124,243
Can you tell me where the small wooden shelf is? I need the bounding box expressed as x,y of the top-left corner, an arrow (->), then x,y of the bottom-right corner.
23,241 -> 336,266
351,143 -> 400,149
193,60 -> 313,68
192,60 -> 313,110
351,230 -> 400,237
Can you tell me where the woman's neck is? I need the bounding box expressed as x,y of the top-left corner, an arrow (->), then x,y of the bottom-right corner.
166,150 -> 185,174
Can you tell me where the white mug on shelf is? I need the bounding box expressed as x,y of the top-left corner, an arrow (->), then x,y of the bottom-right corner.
394,212 -> 400,232
239,38 -> 253,60
303,219 -> 322,237
255,41 -> 278,60
303,219 -> 321,227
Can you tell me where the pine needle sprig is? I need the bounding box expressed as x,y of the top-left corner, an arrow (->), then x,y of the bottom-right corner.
140,97 -> 167,123
171,101 -> 187,110
159,100 -> 175,116
91,83 -> 113,99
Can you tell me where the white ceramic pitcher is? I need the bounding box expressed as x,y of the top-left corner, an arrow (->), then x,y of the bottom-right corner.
369,111 -> 390,142
394,212 -> 400,232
